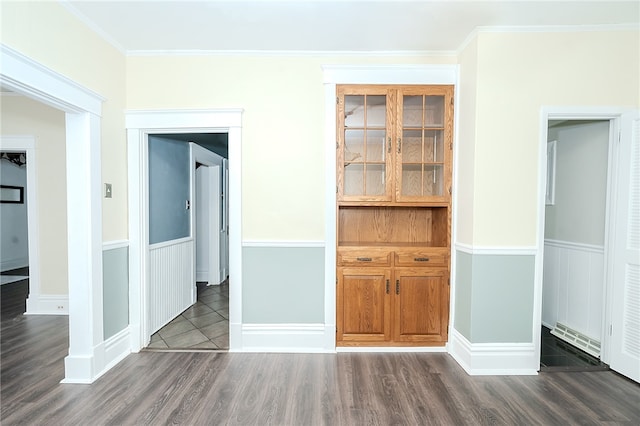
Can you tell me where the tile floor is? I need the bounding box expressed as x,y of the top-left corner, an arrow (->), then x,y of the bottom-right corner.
147,280 -> 229,350
540,326 -> 608,371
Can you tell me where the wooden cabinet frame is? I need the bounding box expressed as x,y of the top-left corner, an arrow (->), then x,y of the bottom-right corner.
336,84 -> 453,347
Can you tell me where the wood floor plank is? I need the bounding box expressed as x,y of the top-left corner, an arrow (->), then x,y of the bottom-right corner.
2,283 -> 640,425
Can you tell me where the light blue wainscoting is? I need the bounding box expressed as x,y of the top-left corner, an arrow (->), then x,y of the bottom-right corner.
103,245 -> 129,340
455,250 -> 535,344
242,245 -> 324,324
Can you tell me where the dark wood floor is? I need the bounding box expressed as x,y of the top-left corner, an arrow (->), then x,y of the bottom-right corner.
2,281 -> 640,425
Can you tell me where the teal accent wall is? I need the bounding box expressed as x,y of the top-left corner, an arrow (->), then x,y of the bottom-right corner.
148,135 -> 190,244
243,246 -> 324,323
103,246 -> 129,339
455,250 -> 535,343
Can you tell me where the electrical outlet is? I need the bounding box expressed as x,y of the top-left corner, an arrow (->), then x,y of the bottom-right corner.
105,183 -> 112,198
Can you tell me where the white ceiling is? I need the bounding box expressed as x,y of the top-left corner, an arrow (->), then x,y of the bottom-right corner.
62,0 -> 640,54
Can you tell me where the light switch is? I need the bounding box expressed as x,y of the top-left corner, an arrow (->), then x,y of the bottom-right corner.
105,183 -> 112,198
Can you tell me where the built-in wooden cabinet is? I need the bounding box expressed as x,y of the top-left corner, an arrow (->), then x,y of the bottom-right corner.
336,84 -> 453,347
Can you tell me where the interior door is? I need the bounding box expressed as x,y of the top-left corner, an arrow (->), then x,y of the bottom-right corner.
196,165 -> 221,286
609,112 -> 640,382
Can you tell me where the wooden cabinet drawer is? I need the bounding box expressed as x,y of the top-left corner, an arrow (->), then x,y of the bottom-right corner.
394,249 -> 448,267
338,248 -> 392,266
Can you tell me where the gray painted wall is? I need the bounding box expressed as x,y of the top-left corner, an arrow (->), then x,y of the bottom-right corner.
148,136 -> 190,244
243,246 -> 324,323
455,251 -> 535,343
103,246 -> 129,339
0,159 -> 28,271
545,121 -> 609,245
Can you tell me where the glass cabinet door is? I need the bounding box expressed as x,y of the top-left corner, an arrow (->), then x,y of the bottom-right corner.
397,92 -> 448,201
339,91 -> 392,201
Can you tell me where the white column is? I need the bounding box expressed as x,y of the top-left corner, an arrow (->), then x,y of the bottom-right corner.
63,111 -> 104,383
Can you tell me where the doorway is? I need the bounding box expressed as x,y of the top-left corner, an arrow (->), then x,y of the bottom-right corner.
126,110 -> 242,353
145,136 -> 229,350
540,119 -> 610,370
536,108 -> 640,382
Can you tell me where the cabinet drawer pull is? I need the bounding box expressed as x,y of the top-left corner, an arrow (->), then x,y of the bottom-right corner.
356,257 -> 372,262
414,257 -> 430,262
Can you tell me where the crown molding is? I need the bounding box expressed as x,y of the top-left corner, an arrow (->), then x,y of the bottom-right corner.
58,0 -> 127,55
126,49 -> 458,58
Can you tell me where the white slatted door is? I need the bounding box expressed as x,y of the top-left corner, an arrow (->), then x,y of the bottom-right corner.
610,112 -> 640,382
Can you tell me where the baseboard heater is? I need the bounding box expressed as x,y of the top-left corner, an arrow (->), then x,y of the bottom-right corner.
551,322 -> 601,358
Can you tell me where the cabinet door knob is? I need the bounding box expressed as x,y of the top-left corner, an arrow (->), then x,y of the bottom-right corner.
414,257 -> 430,262
356,257 -> 372,262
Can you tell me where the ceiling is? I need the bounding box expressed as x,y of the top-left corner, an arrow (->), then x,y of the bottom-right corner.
62,1 -> 640,54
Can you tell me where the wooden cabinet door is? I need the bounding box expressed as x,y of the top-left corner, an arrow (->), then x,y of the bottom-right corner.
337,86 -> 395,202
337,267 -> 391,343
395,86 -> 453,203
393,268 -> 449,344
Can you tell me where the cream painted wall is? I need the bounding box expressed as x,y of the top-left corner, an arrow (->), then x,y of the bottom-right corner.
1,1 -> 128,241
455,37 -> 479,245
0,95 -> 68,294
126,54 -> 456,240
471,30 -> 639,246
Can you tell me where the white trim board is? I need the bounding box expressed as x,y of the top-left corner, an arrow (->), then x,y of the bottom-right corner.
25,294 -> 69,315
242,240 -> 325,248
455,243 -> 538,256
239,324 -> 335,353
448,329 -> 538,376
103,240 -> 130,251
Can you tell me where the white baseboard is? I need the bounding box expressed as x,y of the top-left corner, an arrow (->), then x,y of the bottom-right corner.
0,257 -> 28,272
448,329 -> 538,375
239,323 -> 335,353
61,327 -> 131,384
25,294 -> 69,315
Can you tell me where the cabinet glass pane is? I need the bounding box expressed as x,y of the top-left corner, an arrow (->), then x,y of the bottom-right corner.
424,130 -> 444,162
344,163 -> 364,196
401,164 -> 422,196
366,129 -> 386,162
402,129 -> 422,163
403,96 -> 423,127
423,165 -> 444,196
344,95 -> 364,127
365,164 -> 385,195
425,96 -> 444,127
344,129 -> 364,163
366,95 -> 386,127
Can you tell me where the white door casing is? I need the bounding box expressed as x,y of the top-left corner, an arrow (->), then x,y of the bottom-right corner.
126,110 -> 242,352
609,111 -> 640,382
536,107 -> 639,381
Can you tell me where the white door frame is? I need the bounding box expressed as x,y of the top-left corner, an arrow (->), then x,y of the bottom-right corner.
126,110 -> 242,351
535,106 -> 634,367
0,136 -> 40,301
1,45 -> 106,383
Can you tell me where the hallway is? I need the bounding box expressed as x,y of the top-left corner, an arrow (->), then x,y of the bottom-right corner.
147,280 -> 229,350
